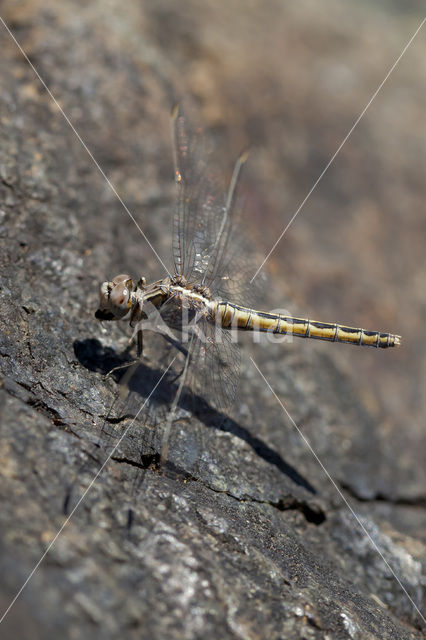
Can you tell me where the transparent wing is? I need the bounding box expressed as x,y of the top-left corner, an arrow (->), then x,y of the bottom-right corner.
172,107 -> 253,305
187,318 -> 241,412
123,300 -> 241,428
209,222 -> 263,307
142,296 -> 241,412
96,316 -> 240,478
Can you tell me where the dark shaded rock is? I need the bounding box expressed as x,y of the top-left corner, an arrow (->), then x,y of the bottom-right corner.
0,1 -> 424,638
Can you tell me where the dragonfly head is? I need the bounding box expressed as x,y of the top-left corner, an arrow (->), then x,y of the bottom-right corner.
95,274 -> 134,321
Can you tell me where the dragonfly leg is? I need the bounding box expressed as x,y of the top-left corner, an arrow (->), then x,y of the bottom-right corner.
105,329 -> 144,379
160,332 -> 189,359
105,328 -> 189,381
137,328 -> 143,357
157,332 -> 194,384
168,366 -> 186,385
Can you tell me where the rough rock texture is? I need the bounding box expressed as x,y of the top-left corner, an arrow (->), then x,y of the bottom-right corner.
0,1 -> 425,638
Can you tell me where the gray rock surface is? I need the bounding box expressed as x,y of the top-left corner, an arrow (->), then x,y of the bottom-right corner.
0,1 -> 424,638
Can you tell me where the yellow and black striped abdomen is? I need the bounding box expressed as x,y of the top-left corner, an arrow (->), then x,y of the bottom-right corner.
217,302 -> 401,348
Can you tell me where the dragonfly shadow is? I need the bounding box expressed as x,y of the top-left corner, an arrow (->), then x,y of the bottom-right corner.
74,338 -> 316,495
74,337 -> 135,377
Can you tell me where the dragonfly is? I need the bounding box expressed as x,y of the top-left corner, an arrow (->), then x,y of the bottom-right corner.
95,106 -> 401,461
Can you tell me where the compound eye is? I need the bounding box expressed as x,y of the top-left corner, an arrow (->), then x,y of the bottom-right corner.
112,274 -> 132,285
109,281 -> 132,317
98,281 -> 111,308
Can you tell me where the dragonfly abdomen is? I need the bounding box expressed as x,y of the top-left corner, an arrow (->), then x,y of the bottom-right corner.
217,302 -> 401,348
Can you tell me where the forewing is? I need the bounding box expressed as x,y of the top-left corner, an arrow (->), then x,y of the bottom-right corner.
173,108 -> 244,296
